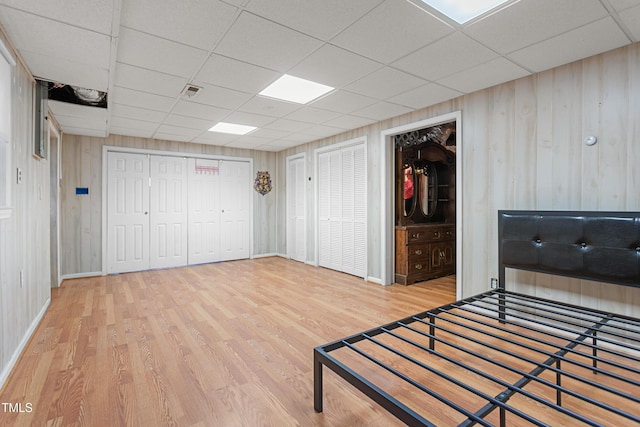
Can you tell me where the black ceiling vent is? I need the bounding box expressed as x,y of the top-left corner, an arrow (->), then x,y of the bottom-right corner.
182,84 -> 202,98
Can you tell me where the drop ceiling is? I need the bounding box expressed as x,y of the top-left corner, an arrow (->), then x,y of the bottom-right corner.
0,0 -> 638,152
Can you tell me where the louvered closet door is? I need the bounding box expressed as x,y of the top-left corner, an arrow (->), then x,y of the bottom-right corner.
149,156 -> 188,269
317,142 -> 366,278
187,158 -> 221,265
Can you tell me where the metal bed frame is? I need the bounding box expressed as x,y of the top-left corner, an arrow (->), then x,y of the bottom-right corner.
314,211 -> 640,426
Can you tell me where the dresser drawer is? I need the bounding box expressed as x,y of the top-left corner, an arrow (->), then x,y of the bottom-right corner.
407,226 -> 454,243
408,259 -> 430,275
406,244 -> 430,258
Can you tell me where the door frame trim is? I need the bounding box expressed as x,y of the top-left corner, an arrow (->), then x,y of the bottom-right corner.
101,145 -> 254,275
380,111 -> 462,298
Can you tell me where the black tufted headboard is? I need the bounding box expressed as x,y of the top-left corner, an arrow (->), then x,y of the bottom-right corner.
498,210 -> 640,289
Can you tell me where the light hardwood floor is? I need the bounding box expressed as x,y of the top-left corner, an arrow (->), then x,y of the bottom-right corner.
0,257 -> 455,427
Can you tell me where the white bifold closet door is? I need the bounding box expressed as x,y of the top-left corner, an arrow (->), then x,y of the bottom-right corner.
286,155 -> 306,263
107,151 -> 150,274
187,159 -> 251,264
107,152 -> 251,274
149,155 -> 188,269
187,158 -> 221,265
318,142 -> 366,278
219,160 -> 251,261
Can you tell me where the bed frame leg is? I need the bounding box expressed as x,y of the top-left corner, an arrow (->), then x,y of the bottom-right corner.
314,350 -> 323,413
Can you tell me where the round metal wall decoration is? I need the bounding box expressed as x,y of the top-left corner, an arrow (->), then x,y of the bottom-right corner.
254,171 -> 272,196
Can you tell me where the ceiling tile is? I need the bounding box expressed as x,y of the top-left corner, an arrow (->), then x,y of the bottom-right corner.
285,107 -> 342,124
330,0 -> 454,64
192,131 -> 238,146
465,0 -> 609,54
244,0 -> 382,40
280,133 -> 318,143
288,44 -> 382,88
162,114 -> 215,131
120,0 -> 238,50
152,132 -> 194,142
214,11 -> 323,72
110,116 -> 160,132
21,51 -> 109,91
296,124 -> 345,138
110,86 -> 176,112
309,90 -> 378,114
224,136 -> 270,149
323,114 -> 377,130
345,67 -> 428,100
0,0 -> 116,35
171,100 -> 231,122
111,103 -> 166,123
116,28 -> 208,78
238,96 -> 302,118
195,54 -> 279,93
222,111 -> 276,127
48,100 -> 107,136
387,83 -> 462,109
618,4 -> 640,40
351,101 -> 413,121
48,100 -> 107,120
248,128 -> 293,139
154,124 -> 202,138
262,118 -> 313,133
114,63 -> 188,98
392,32 -> 498,81
437,57 -> 530,94
0,7 -> 112,70
508,17 -> 631,73
109,127 -> 154,138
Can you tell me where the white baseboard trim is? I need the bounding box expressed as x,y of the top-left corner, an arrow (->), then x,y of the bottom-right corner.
252,253 -> 280,259
0,297 -> 51,390
61,271 -> 103,281
367,276 -> 385,285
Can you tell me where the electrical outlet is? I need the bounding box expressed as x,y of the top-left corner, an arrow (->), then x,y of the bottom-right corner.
16,167 -> 22,184
490,277 -> 498,289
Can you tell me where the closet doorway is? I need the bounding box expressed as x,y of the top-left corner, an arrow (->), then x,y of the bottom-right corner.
104,148 -> 252,274
381,111 -> 462,297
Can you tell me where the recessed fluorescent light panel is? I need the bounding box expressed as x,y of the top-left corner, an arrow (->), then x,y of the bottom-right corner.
208,122 -> 256,135
259,74 -> 334,104
419,0 -> 511,24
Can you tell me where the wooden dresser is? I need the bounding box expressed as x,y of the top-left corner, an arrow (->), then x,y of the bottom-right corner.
395,223 -> 455,285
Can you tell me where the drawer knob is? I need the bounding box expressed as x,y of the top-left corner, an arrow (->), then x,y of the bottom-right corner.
411,233 -> 420,239
415,264 -> 423,270
433,231 -> 440,238
414,249 -> 422,255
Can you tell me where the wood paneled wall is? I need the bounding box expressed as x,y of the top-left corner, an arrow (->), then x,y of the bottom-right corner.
60,135 -> 277,276
0,29 -> 51,389
276,42 -> 640,314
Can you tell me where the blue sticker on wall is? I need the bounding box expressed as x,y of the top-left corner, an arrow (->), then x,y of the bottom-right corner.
75,187 -> 89,195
